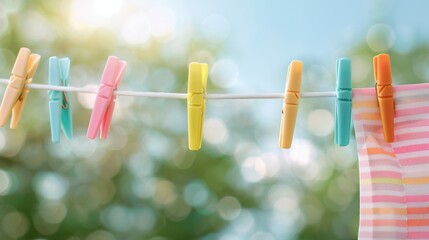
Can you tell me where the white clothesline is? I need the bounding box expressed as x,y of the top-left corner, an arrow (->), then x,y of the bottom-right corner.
0,78 -> 337,99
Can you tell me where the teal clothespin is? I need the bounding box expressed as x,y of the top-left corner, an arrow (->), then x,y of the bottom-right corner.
48,57 -> 73,143
335,58 -> 352,146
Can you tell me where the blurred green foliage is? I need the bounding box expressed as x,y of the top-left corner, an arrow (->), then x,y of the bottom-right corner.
0,0 -> 428,240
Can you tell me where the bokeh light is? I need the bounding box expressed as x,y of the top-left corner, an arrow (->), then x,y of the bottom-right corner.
217,196 -> 242,221
2,211 -> 29,238
307,109 -> 334,137
147,5 -> 176,38
33,172 -> 69,200
366,24 -> 396,52
77,85 -> 98,109
183,180 -> 210,208
0,169 -> 11,195
121,15 -> 151,45
203,118 -> 229,144
210,59 -> 239,88
38,201 -> 67,224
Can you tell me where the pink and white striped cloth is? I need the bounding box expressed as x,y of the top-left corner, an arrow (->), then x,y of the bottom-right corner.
353,83 -> 429,240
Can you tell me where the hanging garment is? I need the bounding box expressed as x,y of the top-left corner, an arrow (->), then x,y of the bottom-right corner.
353,83 -> 429,240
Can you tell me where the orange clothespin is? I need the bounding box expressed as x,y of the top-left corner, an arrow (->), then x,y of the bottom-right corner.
279,60 -> 303,148
0,48 -> 40,129
374,53 -> 394,142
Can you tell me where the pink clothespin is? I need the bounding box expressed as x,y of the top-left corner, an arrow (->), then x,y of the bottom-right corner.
87,56 -> 126,139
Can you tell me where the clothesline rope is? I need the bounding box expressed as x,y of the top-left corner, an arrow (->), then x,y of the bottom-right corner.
0,78 -> 337,99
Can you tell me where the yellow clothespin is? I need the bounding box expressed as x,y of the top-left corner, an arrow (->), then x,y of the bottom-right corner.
279,60 -> 303,148
187,62 -> 208,151
0,48 -> 40,129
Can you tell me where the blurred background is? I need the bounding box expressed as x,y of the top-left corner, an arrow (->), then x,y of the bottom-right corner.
0,0 -> 429,239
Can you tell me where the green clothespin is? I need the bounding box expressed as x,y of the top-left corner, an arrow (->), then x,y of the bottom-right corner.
335,58 -> 352,146
48,57 -> 73,143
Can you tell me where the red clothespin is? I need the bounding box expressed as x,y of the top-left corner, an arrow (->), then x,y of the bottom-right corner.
87,56 -> 126,139
374,53 -> 394,142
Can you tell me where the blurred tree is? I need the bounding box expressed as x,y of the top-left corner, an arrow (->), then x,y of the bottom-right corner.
0,0 -> 261,239
1,1 -> 428,240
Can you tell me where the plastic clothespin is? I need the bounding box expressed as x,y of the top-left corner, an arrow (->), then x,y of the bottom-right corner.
48,57 -> 73,143
279,60 -> 303,149
335,58 -> 352,146
374,53 -> 394,142
187,62 -> 208,151
0,48 -> 40,129
87,56 -> 126,139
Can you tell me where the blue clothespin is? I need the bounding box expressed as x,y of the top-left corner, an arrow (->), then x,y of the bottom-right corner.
48,57 -> 73,143
335,58 -> 352,146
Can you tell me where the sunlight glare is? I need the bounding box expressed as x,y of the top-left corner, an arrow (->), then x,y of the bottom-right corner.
93,0 -> 123,18
70,0 -> 123,29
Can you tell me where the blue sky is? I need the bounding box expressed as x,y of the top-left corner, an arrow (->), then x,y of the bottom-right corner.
184,0 -> 429,91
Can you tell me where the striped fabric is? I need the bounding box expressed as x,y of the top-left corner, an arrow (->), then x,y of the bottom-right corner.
353,83 -> 429,240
